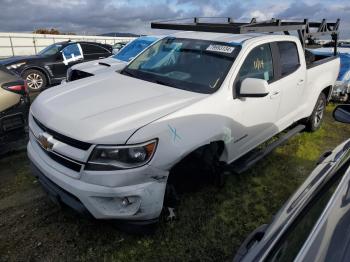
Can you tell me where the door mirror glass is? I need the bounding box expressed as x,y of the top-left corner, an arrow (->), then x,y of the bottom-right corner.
61,43 -> 84,65
333,105 -> 350,124
239,78 -> 269,97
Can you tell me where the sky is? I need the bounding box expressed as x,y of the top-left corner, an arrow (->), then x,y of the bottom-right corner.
0,0 -> 349,38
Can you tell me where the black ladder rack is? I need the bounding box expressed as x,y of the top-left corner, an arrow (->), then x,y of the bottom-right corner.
151,17 -> 340,54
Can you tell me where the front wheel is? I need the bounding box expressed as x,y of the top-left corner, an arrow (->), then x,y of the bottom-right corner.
305,92 -> 327,132
23,69 -> 47,92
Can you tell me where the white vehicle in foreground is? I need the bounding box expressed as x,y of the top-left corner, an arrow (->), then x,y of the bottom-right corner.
65,36 -> 162,82
28,18 -> 340,228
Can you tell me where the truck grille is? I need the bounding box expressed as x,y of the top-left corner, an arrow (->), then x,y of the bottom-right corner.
32,116 -> 90,173
44,150 -> 83,172
33,117 -> 91,150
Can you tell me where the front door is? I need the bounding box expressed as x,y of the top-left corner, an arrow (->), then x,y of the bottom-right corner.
228,43 -> 282,160
52,43 -> 84,79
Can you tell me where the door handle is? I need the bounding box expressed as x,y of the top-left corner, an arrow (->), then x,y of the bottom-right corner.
270,91 -> 280,99
297,79 -> 305,86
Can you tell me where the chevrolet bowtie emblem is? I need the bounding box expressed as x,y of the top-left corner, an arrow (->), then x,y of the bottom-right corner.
37,133 -> 54,151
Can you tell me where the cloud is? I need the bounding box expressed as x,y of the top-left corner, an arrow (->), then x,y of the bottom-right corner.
0,0 -> 349,38
277,1 -> 350,38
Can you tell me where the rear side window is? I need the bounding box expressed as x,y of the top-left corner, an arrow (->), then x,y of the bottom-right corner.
81,44 -> 109,55
238,43 -> 274,82
277,42 -> 300,76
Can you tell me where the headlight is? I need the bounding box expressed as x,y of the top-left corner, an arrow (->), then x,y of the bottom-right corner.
6,62 -> 26,70
86,139 -> 158,170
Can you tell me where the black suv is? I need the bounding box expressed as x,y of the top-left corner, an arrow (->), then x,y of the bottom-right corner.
0,41 -> 112,91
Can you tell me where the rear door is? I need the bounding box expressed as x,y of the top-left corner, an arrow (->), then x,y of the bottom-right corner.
80,43 -> 111,61
274,41 -> 305,129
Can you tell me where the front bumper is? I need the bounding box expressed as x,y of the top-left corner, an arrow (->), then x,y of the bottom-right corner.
0,97 -> 30,141
27,140 -> 168,223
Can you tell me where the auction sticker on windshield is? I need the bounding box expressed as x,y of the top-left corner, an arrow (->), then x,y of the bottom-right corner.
206,44 -> 235,53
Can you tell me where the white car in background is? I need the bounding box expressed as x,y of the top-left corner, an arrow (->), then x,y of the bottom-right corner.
65,36 -> 162,82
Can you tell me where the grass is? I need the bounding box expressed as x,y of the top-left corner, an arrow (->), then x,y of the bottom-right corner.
0,104 -> 349,262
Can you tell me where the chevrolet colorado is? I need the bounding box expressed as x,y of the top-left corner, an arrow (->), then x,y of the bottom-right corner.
27,18 -> 340,226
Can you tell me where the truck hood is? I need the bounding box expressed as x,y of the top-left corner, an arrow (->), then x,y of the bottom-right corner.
72,57 -> 127,75
31,72 -> 207,144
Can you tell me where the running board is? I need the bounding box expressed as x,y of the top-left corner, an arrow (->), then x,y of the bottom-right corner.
228,124 -> 305,174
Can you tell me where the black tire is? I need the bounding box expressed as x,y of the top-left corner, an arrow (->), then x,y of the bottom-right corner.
305,92 -> 327,132
22,69 -> 47,92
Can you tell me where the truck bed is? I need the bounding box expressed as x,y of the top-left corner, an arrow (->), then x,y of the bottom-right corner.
306,50 -> 338,69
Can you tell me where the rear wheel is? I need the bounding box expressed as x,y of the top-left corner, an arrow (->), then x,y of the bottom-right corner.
305,92 -> 327,132
23,69 -> 47,92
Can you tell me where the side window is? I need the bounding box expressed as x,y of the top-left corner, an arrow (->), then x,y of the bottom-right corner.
277,41 -> 300,77
238,43 -> 274,83
61,44 -> 83,65
81,44 -> 109,55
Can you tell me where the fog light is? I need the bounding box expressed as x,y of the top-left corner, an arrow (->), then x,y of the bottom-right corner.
121,197 -> 130,207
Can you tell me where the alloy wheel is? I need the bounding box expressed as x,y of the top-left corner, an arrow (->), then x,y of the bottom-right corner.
314,99 -> 325,127
26,73 -> 44,90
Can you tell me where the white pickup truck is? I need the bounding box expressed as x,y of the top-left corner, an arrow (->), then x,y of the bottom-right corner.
27,18 -> 340,227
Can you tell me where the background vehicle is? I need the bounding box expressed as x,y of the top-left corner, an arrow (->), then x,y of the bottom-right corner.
112,42 -> 127,54
0,65 -> 29,144
311,47 -> 350,102
234,104 -> 350,262
66,36 -> 161,82
0,41 -> 113,91
28,18 -> 340,227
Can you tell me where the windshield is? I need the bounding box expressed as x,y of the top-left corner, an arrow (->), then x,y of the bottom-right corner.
113,37 -> 157,62
38,44 -> 62,56
121,37 -> 240,94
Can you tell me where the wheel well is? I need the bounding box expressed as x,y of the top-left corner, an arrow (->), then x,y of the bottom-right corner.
322,86 -> 333,102
172,141 -> 225,169
168,141 -> 225,192
22,67 -> 50,85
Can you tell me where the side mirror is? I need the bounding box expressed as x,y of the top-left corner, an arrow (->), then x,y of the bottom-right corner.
333,104 -> 350,124
239,78 -> 269,98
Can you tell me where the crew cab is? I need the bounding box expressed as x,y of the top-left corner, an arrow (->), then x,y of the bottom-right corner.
27,18 -> 340,227
66,36 -> 162,82
234,104 -> 350,262
0,41 -> 113,91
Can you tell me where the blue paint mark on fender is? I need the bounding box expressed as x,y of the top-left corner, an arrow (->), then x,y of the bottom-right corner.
168,124 -> 181,142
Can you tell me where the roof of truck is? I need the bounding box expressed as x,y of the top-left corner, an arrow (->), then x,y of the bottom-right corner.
170,31 -> 266,44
